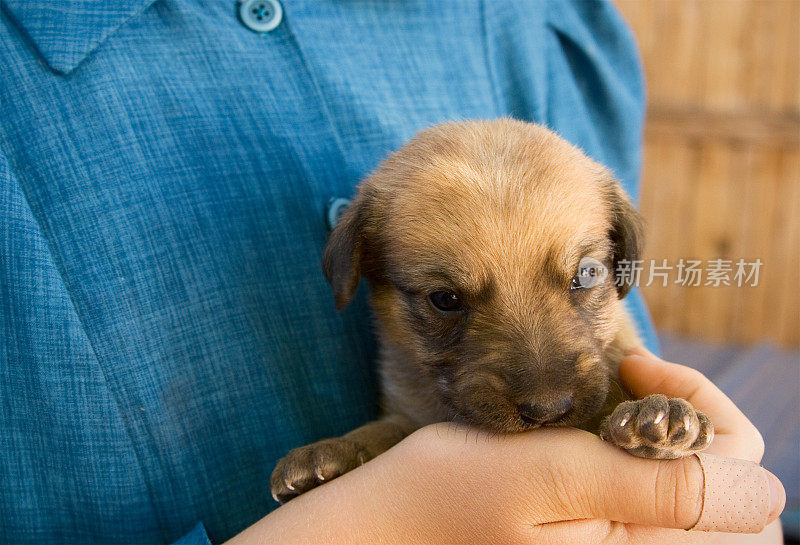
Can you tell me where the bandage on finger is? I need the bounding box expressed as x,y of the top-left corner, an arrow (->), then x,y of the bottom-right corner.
690,453 -> 777,533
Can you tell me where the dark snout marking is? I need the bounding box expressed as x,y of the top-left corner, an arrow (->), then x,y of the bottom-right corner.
518,396 -> 574,426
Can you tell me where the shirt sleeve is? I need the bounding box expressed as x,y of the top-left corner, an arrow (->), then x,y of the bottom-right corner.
171,523 -> 212,545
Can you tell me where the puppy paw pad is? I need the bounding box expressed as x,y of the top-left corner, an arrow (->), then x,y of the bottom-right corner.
269,438 -> 370,503
602,394 -> 714,459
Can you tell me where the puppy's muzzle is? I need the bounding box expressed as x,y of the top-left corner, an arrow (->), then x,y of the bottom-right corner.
517,396 -> 574,427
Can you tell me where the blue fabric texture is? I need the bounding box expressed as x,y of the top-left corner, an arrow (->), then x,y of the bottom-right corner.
0,1 -> 655,543
170,524 -> 211,545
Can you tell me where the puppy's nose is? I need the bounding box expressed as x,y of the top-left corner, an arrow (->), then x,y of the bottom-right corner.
518,396 -> 573,426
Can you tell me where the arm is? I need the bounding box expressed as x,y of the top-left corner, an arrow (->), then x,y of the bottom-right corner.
225,350 -> 784,545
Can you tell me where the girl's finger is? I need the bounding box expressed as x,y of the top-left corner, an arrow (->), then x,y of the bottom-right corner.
618,350 -> 764,462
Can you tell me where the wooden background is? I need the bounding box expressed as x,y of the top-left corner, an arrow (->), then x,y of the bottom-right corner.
615,0 -> 800,347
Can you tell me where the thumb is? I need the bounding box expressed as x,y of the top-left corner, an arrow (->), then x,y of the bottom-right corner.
535,433 -> 785,534
618,348 -> 765,462
618,347 -> 738,414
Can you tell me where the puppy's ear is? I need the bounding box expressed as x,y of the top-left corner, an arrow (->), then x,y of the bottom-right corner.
606,177 -> 644,299
322,193 -> 369,311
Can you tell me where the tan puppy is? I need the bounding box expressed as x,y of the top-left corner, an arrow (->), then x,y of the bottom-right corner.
270,119 -> 713,504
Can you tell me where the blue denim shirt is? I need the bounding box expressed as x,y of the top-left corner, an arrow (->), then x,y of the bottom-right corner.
0,1 -> 656,543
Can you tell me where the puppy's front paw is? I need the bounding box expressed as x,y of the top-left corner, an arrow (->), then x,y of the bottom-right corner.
600,394 -> 714,459
269,438 -> 370,504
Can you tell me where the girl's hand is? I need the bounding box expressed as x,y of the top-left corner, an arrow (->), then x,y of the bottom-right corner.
226,349 -> 785,545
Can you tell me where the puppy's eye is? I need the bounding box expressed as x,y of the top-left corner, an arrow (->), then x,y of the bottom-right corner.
428,291 -> 463,312
571,257 -> 608,291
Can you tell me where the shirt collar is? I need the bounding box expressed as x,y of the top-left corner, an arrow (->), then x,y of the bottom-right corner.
2,0 -> 156,74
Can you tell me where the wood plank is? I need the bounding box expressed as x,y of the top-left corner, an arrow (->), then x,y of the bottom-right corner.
613,0 -> 799,347
774,151 -> 800,345
645,107 -> 800,148
728,147 -> 777,344
698,0 -> 750,111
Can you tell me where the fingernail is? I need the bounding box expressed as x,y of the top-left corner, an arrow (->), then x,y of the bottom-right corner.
623,354 -> 647,363
628,345 -> 659,360
622,354 -> 656,367
766,470 -> 786,523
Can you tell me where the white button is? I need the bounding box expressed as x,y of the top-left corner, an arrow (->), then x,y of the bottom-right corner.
238,0 -> 283,33
326,198 -> 351,231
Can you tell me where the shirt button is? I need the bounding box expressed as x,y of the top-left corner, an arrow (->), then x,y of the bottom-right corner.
326,198 -> 351,231
238,0 -> 283,33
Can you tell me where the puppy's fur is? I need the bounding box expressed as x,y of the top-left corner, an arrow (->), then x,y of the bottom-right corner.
270,120 -> 712,503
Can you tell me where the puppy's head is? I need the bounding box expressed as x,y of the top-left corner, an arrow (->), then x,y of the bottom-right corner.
323,119 -> 642,432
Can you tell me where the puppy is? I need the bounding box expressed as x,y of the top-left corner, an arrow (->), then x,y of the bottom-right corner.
270,119 -> 713,504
